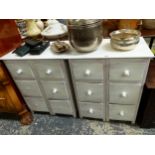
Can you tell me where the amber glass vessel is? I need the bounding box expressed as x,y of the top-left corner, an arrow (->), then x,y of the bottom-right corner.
0,19 -> 22,57
118,19 -> 140,29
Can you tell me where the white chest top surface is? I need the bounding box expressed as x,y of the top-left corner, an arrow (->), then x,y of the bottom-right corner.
1,37 -> 154,60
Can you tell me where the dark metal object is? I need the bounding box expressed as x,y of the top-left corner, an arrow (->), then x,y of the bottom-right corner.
67,19 -> 103,53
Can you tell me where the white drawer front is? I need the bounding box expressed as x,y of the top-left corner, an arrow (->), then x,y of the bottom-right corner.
41,81 -> 69,100
110,83 -> 141,105
49,100 -> 73,115
76,82 -> 104,102
70,60 -> 104,81
15,80 -> 42,97
109,104 -> 136,121
5,61 -> 35,79
79,102 -> 104,119
24,97 -> 49,112
32,60 -> 65,80
109,59 -> 147,82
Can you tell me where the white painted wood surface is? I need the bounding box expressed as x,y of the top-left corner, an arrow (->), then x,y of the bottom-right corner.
1,38 -> 154,60
76,82 -> 104,103
79,102 -> 104,119
24,97 -> 49,112
109,83 -> 142,105
109,59 -> 149,82
109,104 -> 136,121
48,100 -> 73,115
4,60 -> 76,117
2,37 -> 153,122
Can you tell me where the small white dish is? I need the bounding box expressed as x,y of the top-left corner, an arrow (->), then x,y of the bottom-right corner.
41,22 -> 68,39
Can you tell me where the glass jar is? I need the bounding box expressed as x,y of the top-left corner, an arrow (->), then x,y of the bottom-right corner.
67,19 -> 103,52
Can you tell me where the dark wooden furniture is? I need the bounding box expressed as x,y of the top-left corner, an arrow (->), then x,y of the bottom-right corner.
0,19 -> 22,57
136,60 -> 155,128
0,61 -> 33,125
140,29 -> 155,49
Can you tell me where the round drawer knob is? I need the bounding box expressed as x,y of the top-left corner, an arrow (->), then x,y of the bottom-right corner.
52,88 -> 58,94
119,111 -> 125,116
16,69 -> 23,75
85,69 -> 91,76
46,69 -> 52,75
87,90 -> 93,96
89,108 -> 94,114
123,69 -> 130,77
121,91 -> 127,98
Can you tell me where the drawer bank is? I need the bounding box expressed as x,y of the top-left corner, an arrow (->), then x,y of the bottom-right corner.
1,38 -> 153,123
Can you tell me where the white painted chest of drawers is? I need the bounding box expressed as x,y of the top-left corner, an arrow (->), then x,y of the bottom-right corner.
1,38 -> 153,123
4,60 -> 76,117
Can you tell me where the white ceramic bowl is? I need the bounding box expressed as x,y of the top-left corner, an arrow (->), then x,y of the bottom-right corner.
41,23 -> 68,39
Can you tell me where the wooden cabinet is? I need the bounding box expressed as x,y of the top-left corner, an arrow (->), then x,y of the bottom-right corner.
108,59 -> 149,123
136,60 -> 155,128
69,58 -> 150,123
0,61 -> 33,125
5,60 -> 76,117
0,20 -> 22,57
69,59 -> 106,120
1,38 -> 153,123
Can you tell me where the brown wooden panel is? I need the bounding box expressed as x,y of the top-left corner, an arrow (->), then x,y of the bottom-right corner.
0,19 -> 22,57
0,61 -> 33,125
